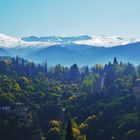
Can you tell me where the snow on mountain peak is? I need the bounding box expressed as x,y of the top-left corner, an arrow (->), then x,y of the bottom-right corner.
74,35 -> 140,47
0,33 -> 21,47
0,33 -> 140,48
0,33 -> 58,48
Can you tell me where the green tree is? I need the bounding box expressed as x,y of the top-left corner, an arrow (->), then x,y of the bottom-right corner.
70,64 -> 80,83
66,120 -> 74,140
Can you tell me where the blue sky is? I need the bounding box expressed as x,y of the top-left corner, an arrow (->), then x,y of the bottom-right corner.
0,0 -> 140,37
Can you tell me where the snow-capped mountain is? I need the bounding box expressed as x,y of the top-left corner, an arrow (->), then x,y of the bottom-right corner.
0,33 -> 58,48
0,33 -> 140,48
22,35 -> 140,47
75,36 -> 140,47
1,33 -> 140,66
0,33 -> 22,48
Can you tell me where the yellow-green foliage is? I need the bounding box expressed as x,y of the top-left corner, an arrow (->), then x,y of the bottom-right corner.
72,127 -> 80,137
49,120 -> 62,128
48,127 -> 60,134
54,86 -> 61,93
70,120 -> 87,140
79,123 -> 88,130
69,95 -> 77,100
95,64 -> 103,71
14,83 -> 21,92
82,73 -> 99,92
82,73 -> 95,88
47,127 -> 61,140
85,115 -> 96,123
78,135 -> 87,140
79,115 -> 96,134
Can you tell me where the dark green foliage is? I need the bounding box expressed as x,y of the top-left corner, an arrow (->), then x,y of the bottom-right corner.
0,56 -> 140,140
65,120 -> 74,140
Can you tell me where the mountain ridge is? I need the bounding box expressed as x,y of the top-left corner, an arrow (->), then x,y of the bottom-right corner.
1,33 -> 140,66
0,33 -> 140,48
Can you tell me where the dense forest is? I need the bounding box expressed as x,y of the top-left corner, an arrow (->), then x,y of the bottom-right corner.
0,56 -> 140,140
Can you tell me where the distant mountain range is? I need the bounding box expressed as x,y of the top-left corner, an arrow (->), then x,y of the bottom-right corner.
0,33 -> 140,66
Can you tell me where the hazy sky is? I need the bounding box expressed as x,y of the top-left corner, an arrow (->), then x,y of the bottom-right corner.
0,0 -> 140,37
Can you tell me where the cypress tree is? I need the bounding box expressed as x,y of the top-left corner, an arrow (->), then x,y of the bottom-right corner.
113,57 -> 118,65
65,120 -> 74,140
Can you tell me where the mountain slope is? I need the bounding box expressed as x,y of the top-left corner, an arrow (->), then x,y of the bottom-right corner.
1,33 -> 140,66
29,45 -> 81,66
0,47 -> 10,56
25,42 -> 140,66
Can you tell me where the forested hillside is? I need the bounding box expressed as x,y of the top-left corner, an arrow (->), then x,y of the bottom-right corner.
0,57 -> 140,140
